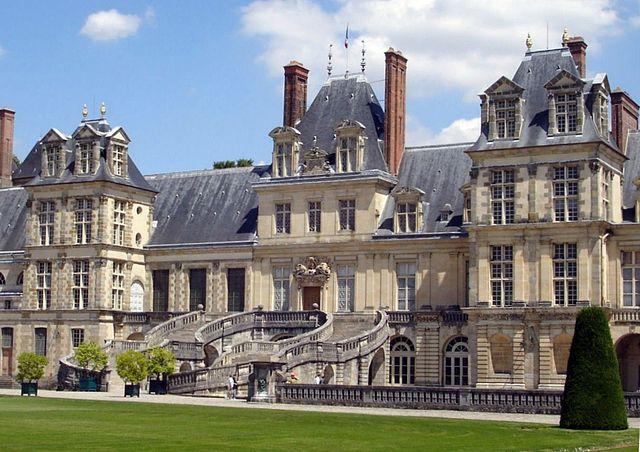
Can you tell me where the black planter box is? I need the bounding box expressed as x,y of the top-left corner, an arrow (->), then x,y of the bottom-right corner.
78,377 -> 97,392
124,384 -> 140,397
149,379 -> 167,395
21,382 -> 38,396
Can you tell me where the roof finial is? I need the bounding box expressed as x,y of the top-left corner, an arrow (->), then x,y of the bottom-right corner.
360,40 -> 366,74
526,32 -> 533,50
327,44 -> 333,77
99,102 -> 107,118
81,104 -> 88,119
561,28 -> 569,45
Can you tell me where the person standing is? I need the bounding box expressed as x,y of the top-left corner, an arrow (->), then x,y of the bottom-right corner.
228,375 -> 237,399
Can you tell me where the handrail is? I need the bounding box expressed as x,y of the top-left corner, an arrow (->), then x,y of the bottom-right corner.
146,310 -> 205,346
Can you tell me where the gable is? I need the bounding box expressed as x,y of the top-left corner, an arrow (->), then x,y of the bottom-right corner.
485,76 -> 524,96
73,124 -> 101,140
106,127 -> 131,143
544,70 -> 585,90
40,128 -> 68,144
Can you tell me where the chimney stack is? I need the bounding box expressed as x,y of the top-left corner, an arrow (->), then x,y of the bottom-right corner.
611,88 -> 639,153
0,108 -> 15,188
384,48 -> 407,175
283,61 -> 309,128
565,37 -> 587,78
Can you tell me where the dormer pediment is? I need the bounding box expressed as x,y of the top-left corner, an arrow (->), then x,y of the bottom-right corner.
544,70 -> 585,90
106,126 -> 130,144
41,128 -> 68,144
73,123 -> 101,140
391,185 -> 425,201
335,119 -> 366,132
591,73 -> 610,93
269,126 -> 301,140
485,76 -> 524,96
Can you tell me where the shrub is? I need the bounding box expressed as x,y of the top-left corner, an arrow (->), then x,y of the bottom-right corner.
116,350 -> 148,384
560,307 -> 627,430
147,347 -> 176,380
74,341 -> 108,372
16,352 -> 48,382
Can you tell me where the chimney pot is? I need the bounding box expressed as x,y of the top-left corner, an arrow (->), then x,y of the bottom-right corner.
384,49 -> 408,176
565,36 -> 587,78
611,88 -> 639,153
283,61 -> 309,128
0,108 -> 15,188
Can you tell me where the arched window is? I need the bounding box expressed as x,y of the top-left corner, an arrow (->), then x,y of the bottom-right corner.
389,336 -> 415,385
444,336 -> 469,386
0,273 -> 5,285
16,272 -> 23,285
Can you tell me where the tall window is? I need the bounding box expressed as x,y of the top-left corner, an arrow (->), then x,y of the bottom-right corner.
496,99 -> 517,138
275,142 -> 292,177
273,266 -> 290,311
35,328 -> 47,356
189,268 -> 206,311
71,328 -> 85,348
113,200 -> 126,246
73,260 -> 89,310
602,170 -> 611,221
553,166 -> 579,222
444,337 -> 469,386
75,198 -> 93,244
397,262 -> 416,311
397,202 -> 417,232
112,145 -> 125,176
338,136 -> 357,172
491,170 -> 515,224
337,264 -> 355,312
78,142 -> 94,174
112,261 -> 125,310
227,268 -> 245,312
553,243 -> 577,305
490,245 -> 513,307
622,251 -> 640,307
308,201 -> 321,233
39,201 -> 55,246
389,337 -> 415,385
45,145 -> 60,176
275,203 -> 291,234
152,270 -> 169,311
36,262 -> 52,310
339,199 -> 356,231
555,93 -> 578,133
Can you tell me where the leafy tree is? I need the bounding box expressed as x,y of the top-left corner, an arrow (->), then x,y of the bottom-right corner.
213,160 -> 236,169
12,154 -> 21,168
560,307 -> 627,430
116,350 -> 148,384
74,341 -> 108,372
236,158 -> 253,167
16,352 -> 48,382
147,347 -> 176,380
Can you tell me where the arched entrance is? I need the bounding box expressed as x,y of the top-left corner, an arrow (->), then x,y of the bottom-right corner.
203,344 -> 219,367
616,333 -> 640,391
130,281 -> 144,312
368,348 -> 385,385
126,332 -> 145,341
322,364 -> 334,384
179,362 -> 192,373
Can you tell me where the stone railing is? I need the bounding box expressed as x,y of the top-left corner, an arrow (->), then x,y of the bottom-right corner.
168,340 -> 204,361
108,339 -> 148,352
195,311 -> 256,345
276,312 -> 334,355
146,310 -> 205,346
387,311 -> 413,325
168,363 -> 239,394
612,308 -> 640,323
277,385 -> 637,417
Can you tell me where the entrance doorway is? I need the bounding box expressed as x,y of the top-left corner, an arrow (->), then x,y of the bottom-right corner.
616,333 -> 640,391
303,286 -> 321,310
1,328 -> 13,376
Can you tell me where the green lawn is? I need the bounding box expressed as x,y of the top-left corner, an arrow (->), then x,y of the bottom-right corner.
0,396 -> 635,451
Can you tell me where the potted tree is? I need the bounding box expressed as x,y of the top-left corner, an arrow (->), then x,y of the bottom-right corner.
147,347 -> 175,395
116,350 -> 148,397
74,341 -> 108,391
16,352 -> 48,396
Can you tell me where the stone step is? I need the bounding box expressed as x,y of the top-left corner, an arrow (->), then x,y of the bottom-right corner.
0,375 -> 19,389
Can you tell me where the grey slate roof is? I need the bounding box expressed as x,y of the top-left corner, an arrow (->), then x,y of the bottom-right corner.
469,48 -> 617,152
295,75 -> 387,172
0,187 -> 27,252
13,119 -> 156,193
145,166 -> 270,247
376,143 -> 473,235
623,130 -> 640,208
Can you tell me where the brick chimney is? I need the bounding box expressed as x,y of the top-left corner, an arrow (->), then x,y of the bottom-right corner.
384,48 -> 407,175
283,61 -> 309,128
611,88 -> 639,153
0,108 -> 15,188
565,37 -> 587,78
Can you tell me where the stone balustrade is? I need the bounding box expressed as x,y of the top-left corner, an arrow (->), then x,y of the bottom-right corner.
612,308 -> 640,323
146,310 -> 205,346
109,340 -> 148,351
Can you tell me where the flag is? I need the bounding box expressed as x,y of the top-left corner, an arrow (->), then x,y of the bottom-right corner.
344,25 -> 349,48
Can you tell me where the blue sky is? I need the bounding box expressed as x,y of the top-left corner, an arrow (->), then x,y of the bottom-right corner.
1,1 -> 638,175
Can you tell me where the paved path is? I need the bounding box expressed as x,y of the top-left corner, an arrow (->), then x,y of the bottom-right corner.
1,388 -> 638,428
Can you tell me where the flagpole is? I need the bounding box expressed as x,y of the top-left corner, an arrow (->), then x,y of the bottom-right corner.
345,23 -> 349,77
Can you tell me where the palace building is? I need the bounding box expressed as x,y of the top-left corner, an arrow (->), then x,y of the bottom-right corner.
0,32 -> 639,396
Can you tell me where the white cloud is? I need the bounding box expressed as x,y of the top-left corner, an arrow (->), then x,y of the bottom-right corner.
406,115 -> 480,146
631,16 -> 640,27
241,0 -> 620,98
80,9 -> 142,42
0,46 -> 5,58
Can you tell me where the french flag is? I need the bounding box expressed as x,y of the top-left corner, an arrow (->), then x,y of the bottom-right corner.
344,25 -> 349,48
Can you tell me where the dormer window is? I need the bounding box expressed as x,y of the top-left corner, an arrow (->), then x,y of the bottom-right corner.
39,129 -> 68,178
592,84 -> 610,138
392,186 -> 424,233
269,127 -> 300,178
545,70 -> 585,136
108,143 -> 128,177
483,76 -> 524,141
335,119 -> 365,173
76,141 -> 96,175
43,145 -> 62,177
440,204 -> 452,222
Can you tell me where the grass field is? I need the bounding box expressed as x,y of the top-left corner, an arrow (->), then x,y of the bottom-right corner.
0,396 -> 636,451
